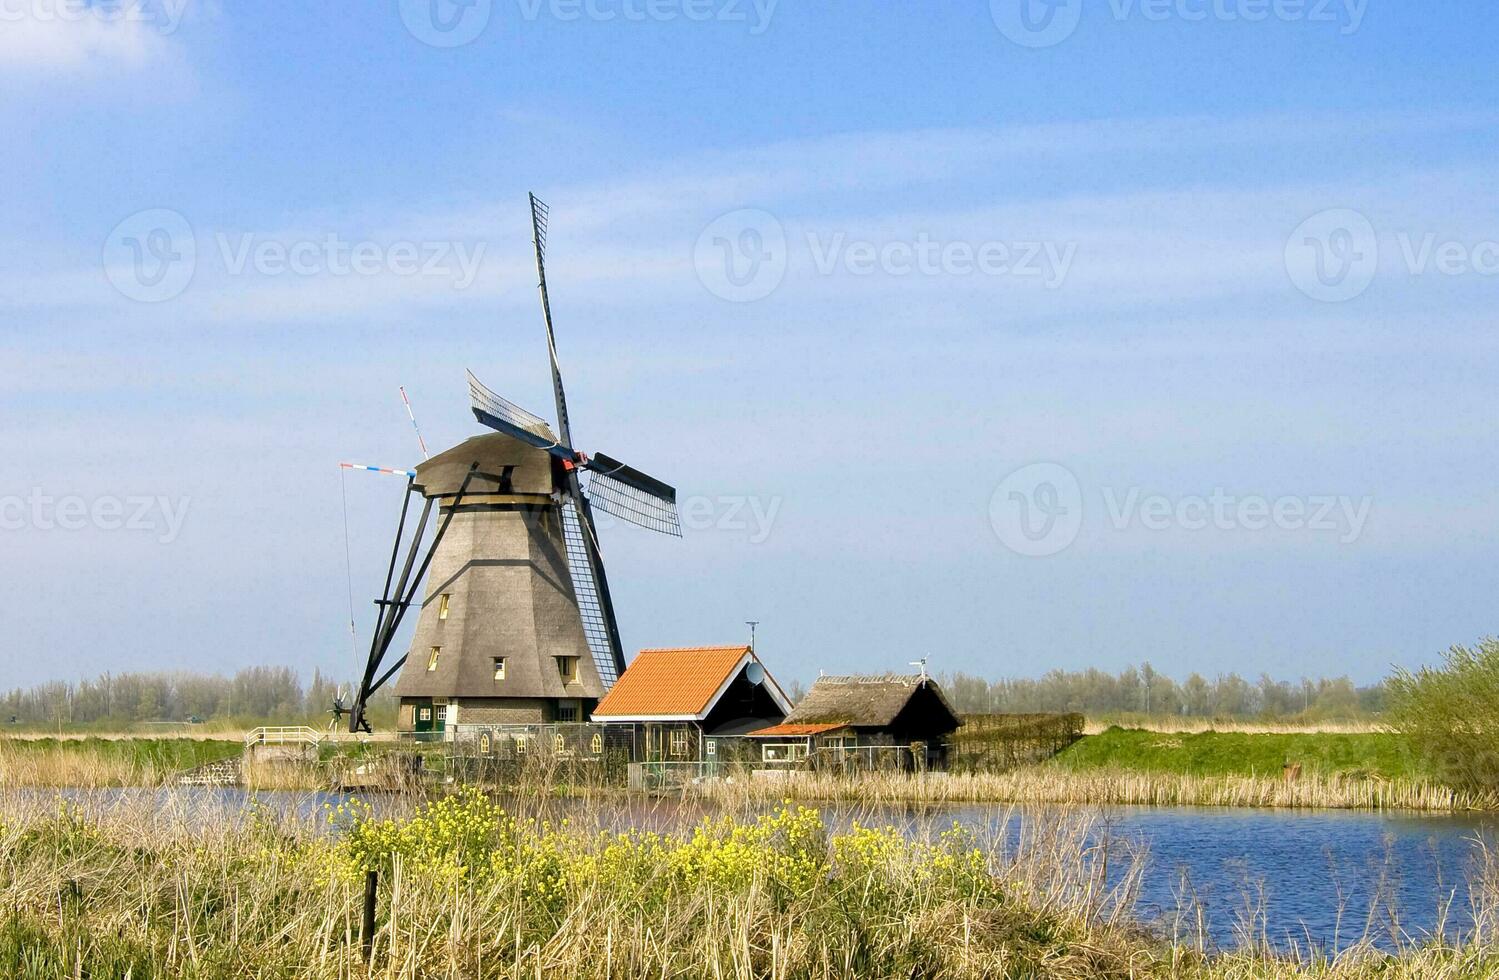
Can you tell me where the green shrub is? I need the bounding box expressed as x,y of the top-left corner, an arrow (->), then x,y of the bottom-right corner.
1387,638 -> 1499,790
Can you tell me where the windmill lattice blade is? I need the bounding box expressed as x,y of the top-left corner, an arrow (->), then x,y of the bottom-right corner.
583,459 -> 682,537
530,195 -> 549,261
466,371 -> 572,455
559,497 -> 620,686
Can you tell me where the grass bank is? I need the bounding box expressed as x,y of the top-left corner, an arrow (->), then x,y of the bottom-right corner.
0,736 -> 240,788
719,770 -> 1489,811
1054,727 -> 1423,780
0,789 -> 1493,979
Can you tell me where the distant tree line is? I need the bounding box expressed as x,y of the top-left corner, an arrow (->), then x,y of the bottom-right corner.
938,665 -> 1386,720
0,667 -> 366,728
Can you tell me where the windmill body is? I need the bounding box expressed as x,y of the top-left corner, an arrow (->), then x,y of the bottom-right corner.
343,194 -> 681,736
391,433 -> 609,732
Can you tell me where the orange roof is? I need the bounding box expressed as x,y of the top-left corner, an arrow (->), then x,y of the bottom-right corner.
593,646 -> 753,719
747,722 -> 847,738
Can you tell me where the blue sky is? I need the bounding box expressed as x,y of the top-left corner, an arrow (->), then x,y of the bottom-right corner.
2,1 -> 1497,689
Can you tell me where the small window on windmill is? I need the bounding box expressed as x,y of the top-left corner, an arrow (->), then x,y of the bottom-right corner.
493,658 -> 506,680
479,732 -> 491,754
555,656 -> 578,683
590,732 -> 603,755
426,647 -> 441,671
438,594 -> 452,620
515,734 -> 528,755
553,733 -> 565,753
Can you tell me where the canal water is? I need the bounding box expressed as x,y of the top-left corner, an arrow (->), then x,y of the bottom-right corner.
30,788 -> 1498,954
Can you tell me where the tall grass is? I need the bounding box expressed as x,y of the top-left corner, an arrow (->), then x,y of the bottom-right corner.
711,770 -> 1496,812
0,736 -> 240,788
0,789 -> 1494,979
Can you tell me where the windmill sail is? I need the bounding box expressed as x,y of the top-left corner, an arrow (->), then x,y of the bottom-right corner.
559,497 -> 621,686
583,460 -> 682,536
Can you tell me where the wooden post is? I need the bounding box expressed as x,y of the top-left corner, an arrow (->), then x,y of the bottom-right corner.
361,869 -> 378,962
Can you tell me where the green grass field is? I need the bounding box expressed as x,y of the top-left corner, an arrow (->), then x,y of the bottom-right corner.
1050,727 -> 1425,780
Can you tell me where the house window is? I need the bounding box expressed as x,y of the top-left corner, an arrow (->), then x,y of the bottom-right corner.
555,656 -> 578,683
426,647 -> 441,671
705,738 -> 717,757
438,594 -> 452,620
493,658 -> 506,680
669,729 -> 689,758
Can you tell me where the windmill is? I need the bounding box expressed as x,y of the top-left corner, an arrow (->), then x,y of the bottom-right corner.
344,195 -> 680,734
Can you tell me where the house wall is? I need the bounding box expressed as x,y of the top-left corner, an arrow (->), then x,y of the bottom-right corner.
453,698 -> 553,725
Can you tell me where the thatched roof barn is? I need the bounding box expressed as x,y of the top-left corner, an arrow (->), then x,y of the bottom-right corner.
748,674 -> 961,768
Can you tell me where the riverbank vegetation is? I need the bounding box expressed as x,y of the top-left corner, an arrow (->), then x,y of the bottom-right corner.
1052,728 -> 1424,781
0,789 -> 1493,979
0,736 -> 240,788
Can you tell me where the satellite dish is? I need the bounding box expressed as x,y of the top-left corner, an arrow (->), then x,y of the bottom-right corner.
744,662 -> 766,686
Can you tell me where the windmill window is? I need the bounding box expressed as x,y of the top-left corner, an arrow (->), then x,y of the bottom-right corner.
493,658 -> 506,680
590,733 -> 603,754
426,647 -> 441,671
669,729 -> 689,758
438,594 -> 452,620
556,703 -> 578,723
555,656 -> 578,683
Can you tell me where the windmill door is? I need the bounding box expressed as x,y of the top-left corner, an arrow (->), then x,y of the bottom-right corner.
413,700 -> 435,734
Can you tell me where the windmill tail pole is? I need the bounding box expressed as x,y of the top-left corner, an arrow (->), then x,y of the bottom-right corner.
400,386 -> 430,460
341,463 -> 418,478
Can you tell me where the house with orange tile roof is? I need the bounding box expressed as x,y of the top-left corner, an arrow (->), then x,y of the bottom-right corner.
591,646 -> 791,764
